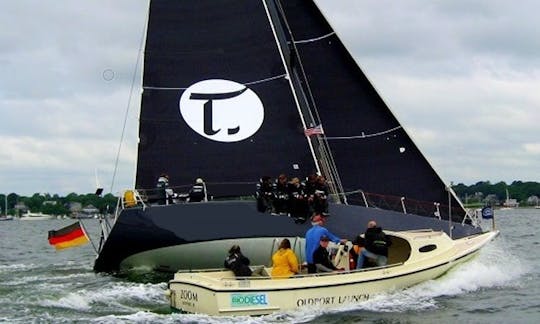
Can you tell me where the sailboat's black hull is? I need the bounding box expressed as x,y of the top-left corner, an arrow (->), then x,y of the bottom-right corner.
93,201 -> 482,273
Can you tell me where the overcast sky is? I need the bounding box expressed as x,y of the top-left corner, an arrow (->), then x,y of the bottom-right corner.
1,0 -> 538,196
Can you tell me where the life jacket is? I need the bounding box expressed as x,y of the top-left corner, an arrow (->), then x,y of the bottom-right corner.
123,190 -> 136,208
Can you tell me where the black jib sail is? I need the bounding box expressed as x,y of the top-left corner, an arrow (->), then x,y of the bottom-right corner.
276,0 -> 466,221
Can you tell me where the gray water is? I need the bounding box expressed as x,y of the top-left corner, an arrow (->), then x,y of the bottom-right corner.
0,209 -> 539,323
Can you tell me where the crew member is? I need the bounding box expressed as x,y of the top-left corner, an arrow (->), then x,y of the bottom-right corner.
273,174 -> 289,215
305,214 -> 344,273
188,178 -> 207,202
356,220 -> 391,269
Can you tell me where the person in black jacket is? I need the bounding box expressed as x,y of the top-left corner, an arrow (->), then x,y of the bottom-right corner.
155,173 -> 173,205
188,178 -> 206,202
313,235 -> 340,273
224,245 -> 252,277
312,175 -> 329,215
356,220 -> 391,269
287,177 -> 309,222
256,176 -> 274,213
273,174 -> 289,215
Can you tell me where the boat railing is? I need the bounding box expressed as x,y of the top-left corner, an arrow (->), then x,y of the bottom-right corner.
345,190 -> 467,221
171,261 -> 405,284
176,268 -> 226,274
464,208 -> 481,227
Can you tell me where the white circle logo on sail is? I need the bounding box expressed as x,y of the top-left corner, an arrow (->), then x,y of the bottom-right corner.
179,79 -> 264,142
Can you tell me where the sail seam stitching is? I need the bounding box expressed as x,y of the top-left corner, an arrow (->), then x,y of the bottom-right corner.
325,126 -> 402,140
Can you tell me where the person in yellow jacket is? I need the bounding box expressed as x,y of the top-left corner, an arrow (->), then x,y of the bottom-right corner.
271,238 -> 299,278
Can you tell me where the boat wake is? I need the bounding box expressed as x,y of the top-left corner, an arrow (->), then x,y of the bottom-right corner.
40,281 -> 168,312
282,237 -> 527,322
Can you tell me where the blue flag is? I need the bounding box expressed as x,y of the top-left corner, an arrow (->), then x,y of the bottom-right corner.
481,206 -> 493,219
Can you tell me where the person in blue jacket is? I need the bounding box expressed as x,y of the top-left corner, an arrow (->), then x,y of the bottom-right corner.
305,214 -> 345,273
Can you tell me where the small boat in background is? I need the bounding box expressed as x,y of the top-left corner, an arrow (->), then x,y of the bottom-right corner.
19,211 -> 56,220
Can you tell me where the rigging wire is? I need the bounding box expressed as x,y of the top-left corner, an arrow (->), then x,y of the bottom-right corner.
273,0 -> 346,203
325,126 -> 403,140
143,73 -> 288,91
109,9 -> 148,195
293,31 -> 335,44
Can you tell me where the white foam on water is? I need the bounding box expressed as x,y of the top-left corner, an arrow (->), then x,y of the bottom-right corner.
340,237 -> 526,313
93,309 -> 321,324
43,292 -> 93,311
40,281 -> 168,312
94,311 -> 166,324
3,272 -> 94,286
0,263 -> 39,272
94,311 -> 256,324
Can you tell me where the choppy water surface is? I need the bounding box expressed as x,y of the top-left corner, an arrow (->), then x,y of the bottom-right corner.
1,209 -> 539,323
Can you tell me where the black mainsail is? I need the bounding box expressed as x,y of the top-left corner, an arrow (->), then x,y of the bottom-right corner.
136,0 -> 318,197
94,0 -> 481,274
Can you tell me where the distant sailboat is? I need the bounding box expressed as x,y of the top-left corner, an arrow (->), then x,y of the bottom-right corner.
94,0 -> 495,274
0,194 -> 13,221
501,188 -> 519,209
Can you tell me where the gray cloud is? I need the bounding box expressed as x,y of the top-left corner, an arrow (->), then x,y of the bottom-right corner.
1,0 -> 538,195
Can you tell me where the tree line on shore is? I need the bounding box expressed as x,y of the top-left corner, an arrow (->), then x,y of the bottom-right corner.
453,180 -> 540,207
1,180 -> 539,215
1,192 -> 117,216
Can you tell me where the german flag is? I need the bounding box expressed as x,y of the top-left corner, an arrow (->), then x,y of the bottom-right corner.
48,222 -> 89,250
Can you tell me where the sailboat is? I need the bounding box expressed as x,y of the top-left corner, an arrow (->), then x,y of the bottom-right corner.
0,194 -> 13,221
501,188 -> 519,209
94,0 -> 495,274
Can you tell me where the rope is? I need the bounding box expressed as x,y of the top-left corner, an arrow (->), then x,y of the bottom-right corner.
325,126 -> 402,140
78,219 -> 98,255
272,0 -> 345,203
109,8 -> 148,194
142,73 -> 288,91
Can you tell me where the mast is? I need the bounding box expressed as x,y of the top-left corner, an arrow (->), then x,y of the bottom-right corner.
265,0 -> 346,204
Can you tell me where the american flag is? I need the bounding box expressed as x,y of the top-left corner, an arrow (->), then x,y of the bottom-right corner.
304,124 -> 324,137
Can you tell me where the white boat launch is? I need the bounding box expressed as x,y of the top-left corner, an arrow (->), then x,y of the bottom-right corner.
166,229 -> 498,316
19,211 -> 56,220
